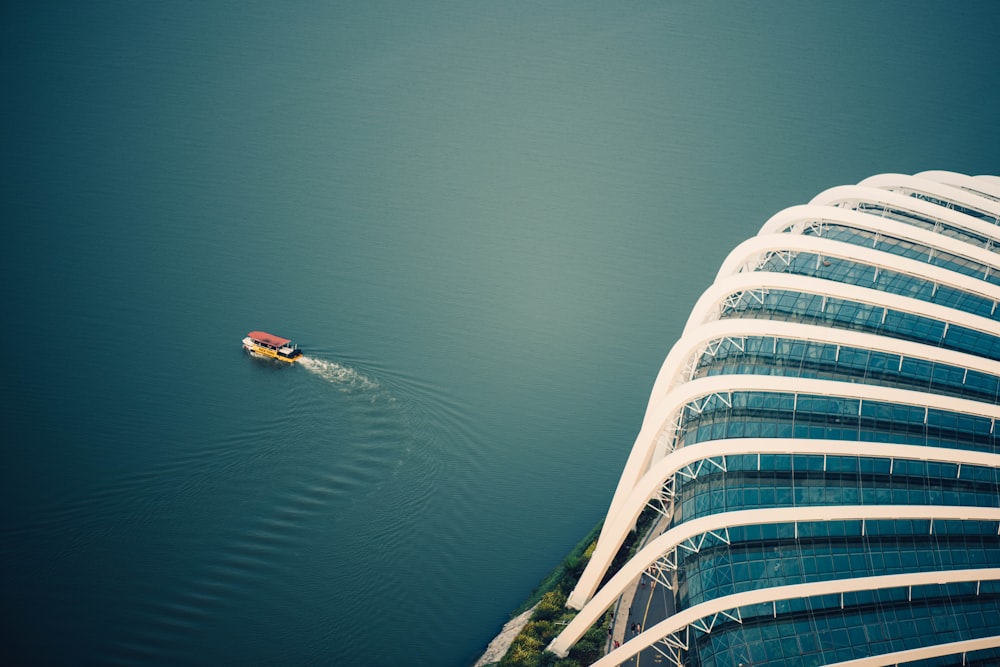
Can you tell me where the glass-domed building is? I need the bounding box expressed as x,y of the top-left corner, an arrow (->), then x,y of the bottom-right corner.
549,171 -> 1000,666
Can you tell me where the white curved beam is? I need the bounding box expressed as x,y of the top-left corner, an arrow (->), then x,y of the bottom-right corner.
648,374 -> 1000,463
566,439 -> 1000,610
641,317 -> 1000,428
571,374 -> 1000,609
822,635 -> 1000,667
755,204 -> 1000,275
682,270 -> 1000,337
588,312 -> 1000,600
606,272 -> 1000,536
580,567 -> 1000,666
553,506 -> 1000,658
563,172 -> 1000,665
858,173 -> 1000,219
917,170 -> 1000,201
976,176 -> 1000,187
715,233 -> 1000,306
808,185 -> 1000,245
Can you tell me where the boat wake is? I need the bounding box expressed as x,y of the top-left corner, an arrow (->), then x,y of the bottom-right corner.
298,356 -> 381,393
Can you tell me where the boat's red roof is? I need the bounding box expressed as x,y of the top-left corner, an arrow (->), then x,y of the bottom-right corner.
248,331 -> 292,347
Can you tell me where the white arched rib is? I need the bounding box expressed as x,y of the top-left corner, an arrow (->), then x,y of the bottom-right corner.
759,203 -> 1000,262
858,173 -> 1000,219
632,271 -> 1000,477
553,504 -> 1000,659
822,635 -> 1000,667
566,439 -> 1000,611
808,185 -> 1000,244
752,205 -> 1000,277
976,176 -> 1000,188
559,172 -> 1000,664
592,315 -> 1000,599
715,233 -> 1000,308
917,170 -> 1000,201
576,567 -> 1000,666
570,373 -> 1000,609
682,270 -> 1000,338
646,374 -> 1000,468
578,316 -> 1000,614
643,317 -> 1000,426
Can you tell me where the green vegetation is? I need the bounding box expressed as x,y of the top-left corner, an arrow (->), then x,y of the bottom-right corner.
484,506 -> 664,667
482,522 -> 608,667
498,589 -> 610,667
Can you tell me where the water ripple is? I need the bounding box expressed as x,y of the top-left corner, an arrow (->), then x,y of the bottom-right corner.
85,351 -> 496,665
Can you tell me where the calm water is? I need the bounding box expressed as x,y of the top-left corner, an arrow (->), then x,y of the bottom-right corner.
2,2 -> 999,665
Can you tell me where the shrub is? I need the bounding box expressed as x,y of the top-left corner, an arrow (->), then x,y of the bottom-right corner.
498,523 -> 608,667
532,590 -> 566,622
501,633 -> 544,667
567,619 -> 608,665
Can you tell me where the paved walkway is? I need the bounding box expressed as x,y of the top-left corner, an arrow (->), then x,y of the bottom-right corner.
607,512 -> 674,658
610,573 -> 642,650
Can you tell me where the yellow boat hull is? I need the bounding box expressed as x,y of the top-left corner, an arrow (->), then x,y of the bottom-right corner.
246,344 -> 299,363
242,334 -> 303,363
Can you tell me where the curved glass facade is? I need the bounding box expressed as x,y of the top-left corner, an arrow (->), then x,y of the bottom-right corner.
694,336 -> 1000,403
799,223 -> 1000,286
549,172 -> 1000,666
754,251 -> 1000,320
720,288 -> 1000,361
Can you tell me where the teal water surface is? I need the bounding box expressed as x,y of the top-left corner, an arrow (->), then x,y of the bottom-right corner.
2,2 -> 999,665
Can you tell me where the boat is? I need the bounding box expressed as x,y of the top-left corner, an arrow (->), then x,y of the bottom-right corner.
242,331 -> 303,363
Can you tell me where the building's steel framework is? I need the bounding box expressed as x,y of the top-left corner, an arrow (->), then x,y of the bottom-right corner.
548,172 -> 1000,665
